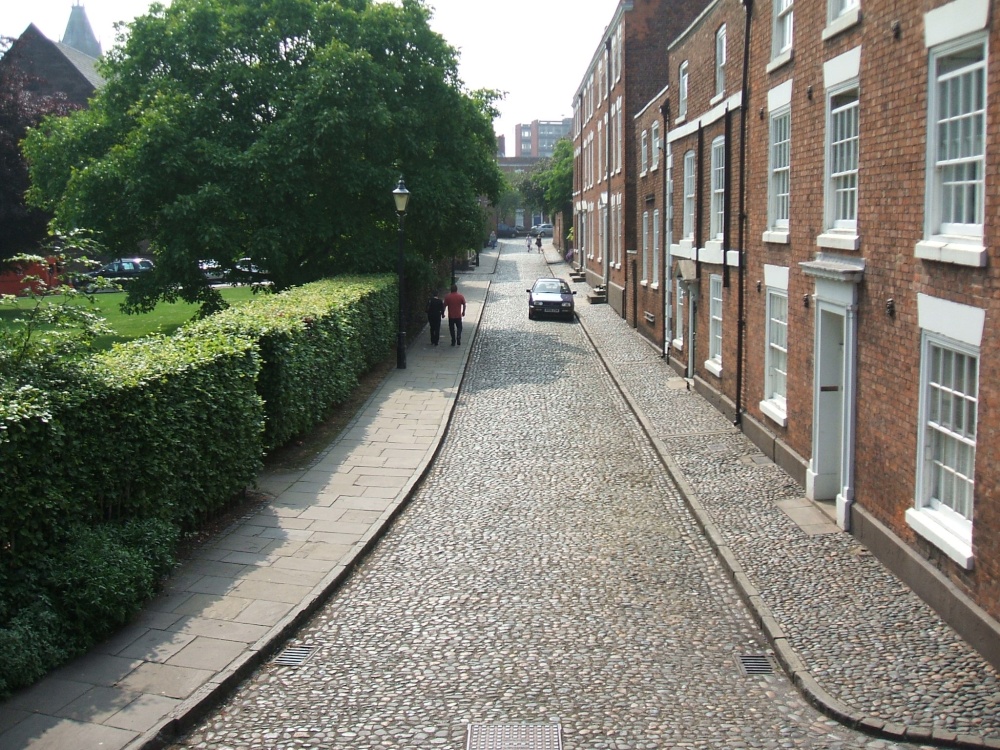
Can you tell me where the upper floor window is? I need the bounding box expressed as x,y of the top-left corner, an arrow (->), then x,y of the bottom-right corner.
678,61 -> 689,119
710,136 -> 726,239
715,25 -> 727,97
683,150 -> 696,239
827,87 -> 859,231
683,151 -> 695,239
652,209 -> 660,284
829,0 -> 859,24
641,130 -> 649,174
929,38 -> 986,239
651,121 -> 660,169
769,109 -> 791,230
774,0 -> 793,57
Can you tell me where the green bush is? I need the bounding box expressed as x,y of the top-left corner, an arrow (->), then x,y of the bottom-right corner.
185,275 -> 396,450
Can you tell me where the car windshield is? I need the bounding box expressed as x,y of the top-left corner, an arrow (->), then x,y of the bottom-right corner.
534,280 -> 567,294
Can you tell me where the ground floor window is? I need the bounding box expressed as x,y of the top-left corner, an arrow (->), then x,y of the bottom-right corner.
706,274 -> 723,376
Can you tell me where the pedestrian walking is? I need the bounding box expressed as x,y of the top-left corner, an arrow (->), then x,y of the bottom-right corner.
443,283 -> 466,346
535,234 -> 542,253
526,236 -> 532,252
489,230 -> 497,249
425,290 -> 445,345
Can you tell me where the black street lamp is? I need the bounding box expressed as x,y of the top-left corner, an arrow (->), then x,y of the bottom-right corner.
393,177 -> 410,369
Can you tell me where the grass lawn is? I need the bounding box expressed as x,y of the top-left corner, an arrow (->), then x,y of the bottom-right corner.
0,286 -> 264,350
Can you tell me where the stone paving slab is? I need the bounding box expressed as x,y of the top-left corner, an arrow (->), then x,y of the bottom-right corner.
0,265 -> 492,750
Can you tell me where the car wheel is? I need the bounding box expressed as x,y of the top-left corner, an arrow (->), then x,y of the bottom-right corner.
528,310 -> 535,320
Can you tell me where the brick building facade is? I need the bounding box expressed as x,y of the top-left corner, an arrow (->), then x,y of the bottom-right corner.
577,0 -> 1000,669
572,0 -> 708,319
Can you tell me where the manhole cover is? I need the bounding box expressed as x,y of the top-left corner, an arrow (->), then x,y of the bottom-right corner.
738,654 -> 776,676
466,723 -> 562,750
272,645 -> 318,667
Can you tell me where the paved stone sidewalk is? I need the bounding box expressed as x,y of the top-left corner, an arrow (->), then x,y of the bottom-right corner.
544,246 -> 1000,749
0,267 -> 493,750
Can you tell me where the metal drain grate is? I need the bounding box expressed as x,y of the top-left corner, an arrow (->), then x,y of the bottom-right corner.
738,654 -> 776,676
466,723 -> 562,750
272,645 -> 318,667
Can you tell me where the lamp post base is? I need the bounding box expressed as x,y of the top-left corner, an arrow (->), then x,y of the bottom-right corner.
396,331 -> 407,369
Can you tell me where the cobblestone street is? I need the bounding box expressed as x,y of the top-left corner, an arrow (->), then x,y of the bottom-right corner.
170,243 -> 960,750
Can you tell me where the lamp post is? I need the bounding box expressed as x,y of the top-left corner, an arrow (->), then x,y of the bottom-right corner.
393,177 -> 410,369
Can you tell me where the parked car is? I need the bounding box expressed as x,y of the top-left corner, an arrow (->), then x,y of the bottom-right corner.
514,225 -> 525,235
527,277 -> 576,321
535,223 -> 554,238
77,257 -> 154,291
198,259 -> 226,282
496,223 -> 518,238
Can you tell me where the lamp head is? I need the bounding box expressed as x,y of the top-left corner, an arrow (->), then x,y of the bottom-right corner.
393,177 -> 410,214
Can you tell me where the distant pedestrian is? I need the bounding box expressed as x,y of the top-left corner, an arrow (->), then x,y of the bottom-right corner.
489,230 -> 497,249
535,235 -> 542,253
444,283 -> 467,346
526,236 -> 532,252
426,290 -> 445,345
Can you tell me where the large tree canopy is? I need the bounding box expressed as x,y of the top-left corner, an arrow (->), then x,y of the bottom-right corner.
23,0 -> 502,308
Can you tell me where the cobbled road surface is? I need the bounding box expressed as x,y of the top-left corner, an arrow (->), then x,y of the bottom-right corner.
170,244 -> 925,749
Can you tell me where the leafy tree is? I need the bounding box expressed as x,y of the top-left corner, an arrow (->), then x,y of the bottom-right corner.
540,138 -> 573,216
0,37 -> 82,261
23,0 -> 502,312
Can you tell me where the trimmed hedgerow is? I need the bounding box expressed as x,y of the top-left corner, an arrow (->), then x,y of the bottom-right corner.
183,275 -> 396,451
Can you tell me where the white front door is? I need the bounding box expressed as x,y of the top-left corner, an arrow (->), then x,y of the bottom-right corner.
808,306 -> 845,501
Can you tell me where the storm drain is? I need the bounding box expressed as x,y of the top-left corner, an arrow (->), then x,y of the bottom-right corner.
272,645 -> 318,667
466,723 -> 562,750
738,654 -> 776,676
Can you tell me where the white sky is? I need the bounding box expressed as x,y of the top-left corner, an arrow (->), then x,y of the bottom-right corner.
1,0 -> 620,148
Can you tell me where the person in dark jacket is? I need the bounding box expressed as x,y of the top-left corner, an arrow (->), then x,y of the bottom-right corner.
426,291 -> 445,345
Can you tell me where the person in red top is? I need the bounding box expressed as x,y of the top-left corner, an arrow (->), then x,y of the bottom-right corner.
443,283 -> 467,346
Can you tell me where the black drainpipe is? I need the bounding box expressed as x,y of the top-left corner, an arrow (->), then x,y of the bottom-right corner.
734,0 -> 753,427
660,98 -> 670,356
605,37 -> 613,294
695,124 -> 704,280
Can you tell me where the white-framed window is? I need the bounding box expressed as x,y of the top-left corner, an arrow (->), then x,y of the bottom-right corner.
616,103 -> 623,173
774,0 -> 794,57
678,61 -> 689,120
828,0 -> 859,24
675,279 -> 686,346
598,120 -> 604,183
715,25 -> 727,97
651,121 -> 660,170
652,209 -> 660,285
710,136 -> 726,240
641,130 -> 649,174
683,150 -> 696,239
928,37 -> 986,240
642,210 -> 650,282
769,108 -> 791,231
707,274 -> 723,373
912,334 -> 978,558
617,200 -> 624,265
826,87 -> 859,231
762,289 -> 788,423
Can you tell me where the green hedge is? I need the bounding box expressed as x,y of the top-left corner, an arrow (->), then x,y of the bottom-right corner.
184,275 -> 396,451
0,273 -> 397,696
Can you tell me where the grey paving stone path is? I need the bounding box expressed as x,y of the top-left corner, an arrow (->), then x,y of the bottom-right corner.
1,239 -> 997,750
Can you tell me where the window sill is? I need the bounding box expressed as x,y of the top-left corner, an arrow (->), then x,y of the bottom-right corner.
915,239 -> 987,268
822,7 -> 861,41
759,399 -> 788,427
705,359 -> 722,378
816,231 -> 860,251
905,507 -> 973,569
766,49 -> 793,74
710,92 -> 725,106
672,338 -> 684,351
763,229 -> 790,244
640,279 -> 648,287
674,114 -> 687,126
651,282 -> 659,291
